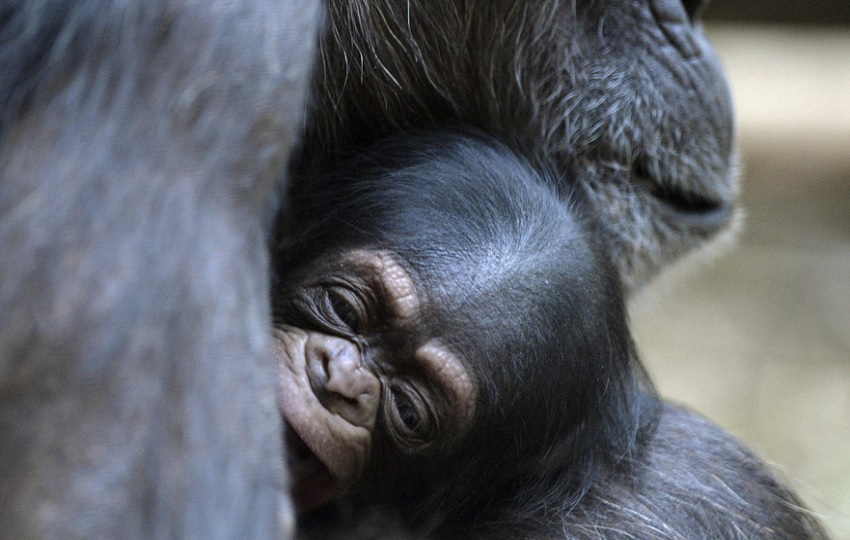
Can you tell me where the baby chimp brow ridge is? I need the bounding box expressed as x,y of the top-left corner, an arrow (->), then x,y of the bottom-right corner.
415,341 -> 477,431
341,250 -> 420,321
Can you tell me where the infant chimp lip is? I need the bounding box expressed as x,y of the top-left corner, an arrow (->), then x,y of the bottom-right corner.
284,423 -> 343,513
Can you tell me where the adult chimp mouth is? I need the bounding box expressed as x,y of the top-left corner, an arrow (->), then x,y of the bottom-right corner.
632,158 -> 735,232
284,423 -> 343,513
650,182 -> 734,230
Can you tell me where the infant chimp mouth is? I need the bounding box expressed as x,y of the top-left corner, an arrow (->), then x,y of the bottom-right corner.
284,423 -> 343,513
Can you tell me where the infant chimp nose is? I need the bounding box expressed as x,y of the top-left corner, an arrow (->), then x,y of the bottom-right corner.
306,334 -> 381,428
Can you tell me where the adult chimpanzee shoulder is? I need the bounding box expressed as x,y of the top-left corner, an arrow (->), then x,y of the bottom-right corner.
0,1 -> 319,538
274,131 -> 827,539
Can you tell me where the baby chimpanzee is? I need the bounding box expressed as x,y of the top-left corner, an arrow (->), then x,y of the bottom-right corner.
272,131 -> 827,539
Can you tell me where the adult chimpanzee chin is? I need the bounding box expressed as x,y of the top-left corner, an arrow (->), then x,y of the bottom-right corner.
274,130 -> 827,539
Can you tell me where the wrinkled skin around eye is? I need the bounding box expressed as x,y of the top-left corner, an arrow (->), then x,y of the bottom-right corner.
273,250 -> 478,514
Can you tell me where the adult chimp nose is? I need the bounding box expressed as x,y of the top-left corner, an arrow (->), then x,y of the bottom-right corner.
650,0 -> 706,58
305,334 -> 381,429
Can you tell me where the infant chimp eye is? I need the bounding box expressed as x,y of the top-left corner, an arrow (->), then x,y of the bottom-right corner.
327,288 -> 360,331
392,391 -> 422,432
390,390 -> 427,436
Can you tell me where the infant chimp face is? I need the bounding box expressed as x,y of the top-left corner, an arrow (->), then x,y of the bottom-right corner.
273,249 -> 476,512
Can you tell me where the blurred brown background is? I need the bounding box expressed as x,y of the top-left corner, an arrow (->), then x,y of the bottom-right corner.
632,2 -> 850,538
706,0 -> 850,27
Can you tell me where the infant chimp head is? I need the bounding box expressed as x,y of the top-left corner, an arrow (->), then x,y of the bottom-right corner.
272,130 -> 645,527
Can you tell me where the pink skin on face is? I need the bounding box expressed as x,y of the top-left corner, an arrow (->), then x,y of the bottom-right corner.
274,250 -> 476,512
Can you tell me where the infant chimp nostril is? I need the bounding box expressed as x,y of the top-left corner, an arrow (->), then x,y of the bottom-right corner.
306,333 -> 381,427
325,356 -> 367,400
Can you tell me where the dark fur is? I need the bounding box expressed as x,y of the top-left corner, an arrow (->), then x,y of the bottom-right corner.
296,0 -> 739,294
0,0 -> 793,538
0,1 -> 319,537
281,131 -> 826,540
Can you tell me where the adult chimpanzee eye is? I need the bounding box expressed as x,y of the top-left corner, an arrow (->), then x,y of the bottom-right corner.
326,288 -> 360,331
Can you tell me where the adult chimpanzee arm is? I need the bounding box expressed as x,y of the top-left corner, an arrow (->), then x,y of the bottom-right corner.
0,1 -> 318,538
297,0 -> 739,294
450,403 -> 830,540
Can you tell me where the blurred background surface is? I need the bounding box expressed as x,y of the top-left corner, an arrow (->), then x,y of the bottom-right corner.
632,3 -> 850,538
705,0 -> 850,27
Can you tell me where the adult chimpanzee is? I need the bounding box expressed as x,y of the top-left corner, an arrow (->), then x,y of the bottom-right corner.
296,0 -> 740,295
274,131 -> 827,539
1,0 -> 747,539
0,1 -> 320,538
